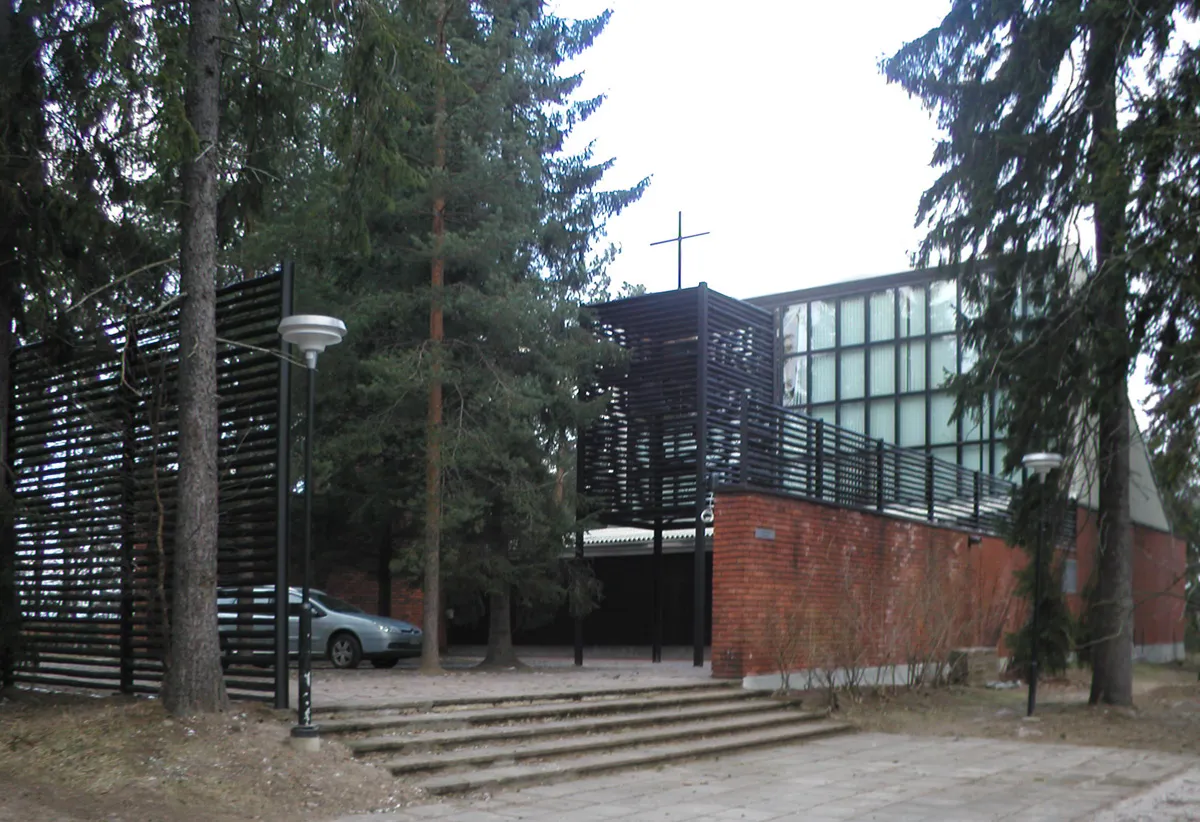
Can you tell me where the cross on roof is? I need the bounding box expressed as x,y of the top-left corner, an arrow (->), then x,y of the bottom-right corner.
650,211 -> 710,290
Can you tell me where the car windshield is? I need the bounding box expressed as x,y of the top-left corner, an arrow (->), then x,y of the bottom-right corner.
311,591 -> 365,614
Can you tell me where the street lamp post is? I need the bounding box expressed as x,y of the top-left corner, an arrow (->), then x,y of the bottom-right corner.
1020,451 -> 1063,718
278,314 -> 346,751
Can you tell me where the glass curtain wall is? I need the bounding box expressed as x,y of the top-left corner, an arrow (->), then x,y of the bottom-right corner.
778,276 -> 1009,479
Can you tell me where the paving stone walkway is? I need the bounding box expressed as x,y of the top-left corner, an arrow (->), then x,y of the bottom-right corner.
335,733 -> 1197,822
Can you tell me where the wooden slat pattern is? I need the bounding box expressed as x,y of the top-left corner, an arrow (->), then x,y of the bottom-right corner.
8,273 -> 286,698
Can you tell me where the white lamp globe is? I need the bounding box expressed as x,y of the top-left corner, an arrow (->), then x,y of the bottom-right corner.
278,315 -> 346,364
1021,451 -> 1063,479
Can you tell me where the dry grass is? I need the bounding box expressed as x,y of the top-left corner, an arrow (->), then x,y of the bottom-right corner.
837,662 -> 1200,757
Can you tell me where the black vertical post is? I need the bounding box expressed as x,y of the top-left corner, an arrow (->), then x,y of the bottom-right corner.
289,357 -> 321,736
875,439 -> 885,512
652,520 -> 663,663
573,428 -> 585,667
294,360 -> 316,734
676,211 -> 683,290
973,471 -> 981,527
274,262 -> 293,711
926,453 -> 935,521
0,351 -> 13,690
813,420 -> 825,499
1028,505 -> 1045,716
693,283 -> 709,668
118,320 -> 138,694
573,528 -> 584,666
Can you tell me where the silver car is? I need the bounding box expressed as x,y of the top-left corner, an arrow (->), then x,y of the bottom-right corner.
218,586 -> 423,669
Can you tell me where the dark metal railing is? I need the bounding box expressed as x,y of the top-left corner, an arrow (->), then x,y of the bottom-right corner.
713,397 -> 1075,544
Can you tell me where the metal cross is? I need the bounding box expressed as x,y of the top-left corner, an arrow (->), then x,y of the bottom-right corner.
650,211 -> 710,290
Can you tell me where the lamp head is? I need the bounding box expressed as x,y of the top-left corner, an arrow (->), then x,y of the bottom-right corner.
278,315 -> 346,367
1021,451 -> 1063,480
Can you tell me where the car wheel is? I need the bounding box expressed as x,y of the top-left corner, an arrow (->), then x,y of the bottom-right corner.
371,658 -> 399,669
328,632 -> 362,669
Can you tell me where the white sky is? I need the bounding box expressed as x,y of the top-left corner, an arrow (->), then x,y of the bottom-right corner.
553,0 -> 952,300
552,0 -> 1158,425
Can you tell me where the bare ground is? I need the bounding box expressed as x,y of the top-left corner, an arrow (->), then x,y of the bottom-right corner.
835,661 -> 1200,756
0,689 -> 412,822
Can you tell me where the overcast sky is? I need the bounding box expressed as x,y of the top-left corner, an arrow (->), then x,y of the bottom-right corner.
552,0 -> 952,300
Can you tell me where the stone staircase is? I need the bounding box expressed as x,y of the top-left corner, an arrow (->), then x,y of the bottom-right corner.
315,680 -> 852,795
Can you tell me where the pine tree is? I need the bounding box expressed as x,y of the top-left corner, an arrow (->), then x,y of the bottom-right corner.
276,0 -> 645,664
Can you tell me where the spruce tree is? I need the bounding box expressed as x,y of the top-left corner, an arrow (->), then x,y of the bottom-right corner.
883,0 -> 1198,705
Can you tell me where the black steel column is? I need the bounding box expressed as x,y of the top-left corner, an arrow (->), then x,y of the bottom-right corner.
693,283 -> 709,668
273,262 -> 293,710
118,320 -> 138,694
573,528 -> 584,666
1028,505 -> 1045,717
573,428 -> 585,667
652,520 -> 663,663
294,357 -> 316,735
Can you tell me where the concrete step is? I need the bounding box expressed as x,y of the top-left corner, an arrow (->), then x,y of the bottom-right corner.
380,709 -> 825,775
347,697 -> 788,755
318,687 -> 758,735
417,719 -> 854,795
314,679 -> 736,717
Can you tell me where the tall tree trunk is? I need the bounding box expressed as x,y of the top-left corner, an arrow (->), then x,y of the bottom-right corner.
480,585 -> 521,669
162,0 -> 228,715
420,0 -> 448,674
1086,13 -> 1134,707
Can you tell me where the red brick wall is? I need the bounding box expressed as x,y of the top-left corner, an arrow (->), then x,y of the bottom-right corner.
1074,508 -> 1187,648
713,490 -> 1186,681
712,489 -> 1012,679
323,567 -> 424,626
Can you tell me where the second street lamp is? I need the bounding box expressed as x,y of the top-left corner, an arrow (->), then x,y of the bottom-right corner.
1020,450 -> 1063,717
278,314 -> 346,750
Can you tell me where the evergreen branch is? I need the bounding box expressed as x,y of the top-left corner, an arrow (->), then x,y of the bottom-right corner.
66,256 -> 177,313
219,50 -> 336,95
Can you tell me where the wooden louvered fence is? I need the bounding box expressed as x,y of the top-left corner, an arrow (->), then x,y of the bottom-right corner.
5,269 -> 292,702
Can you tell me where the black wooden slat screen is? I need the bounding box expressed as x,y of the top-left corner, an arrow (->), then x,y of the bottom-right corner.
8,271 -> 289,699
581,286 -> 1076,546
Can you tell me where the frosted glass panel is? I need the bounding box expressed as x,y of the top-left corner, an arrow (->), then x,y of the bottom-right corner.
782,356 -> 807,406
963,401 -> 985,441
962,446 -> 983,473
870,400 -> 895,443
930,280 -> 957,333
812,404 -> 836,427
782,303 -> 807,354
841,402 -> 865,435
869,290 -> 895,340
869,345 -> 894,396
840,349 -> 865,400
812,300 -> 836,349
931,446 -> 958,465
961,341 -> 979,373
899,396 -> 925,446
899,286 -> 926,337
930,392 -> 957,444
930,336 -> 957,386
811,353 -> 835,403
899,341 -> 925,392
994,443 -> 1012,478
840,297 -> 865,345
